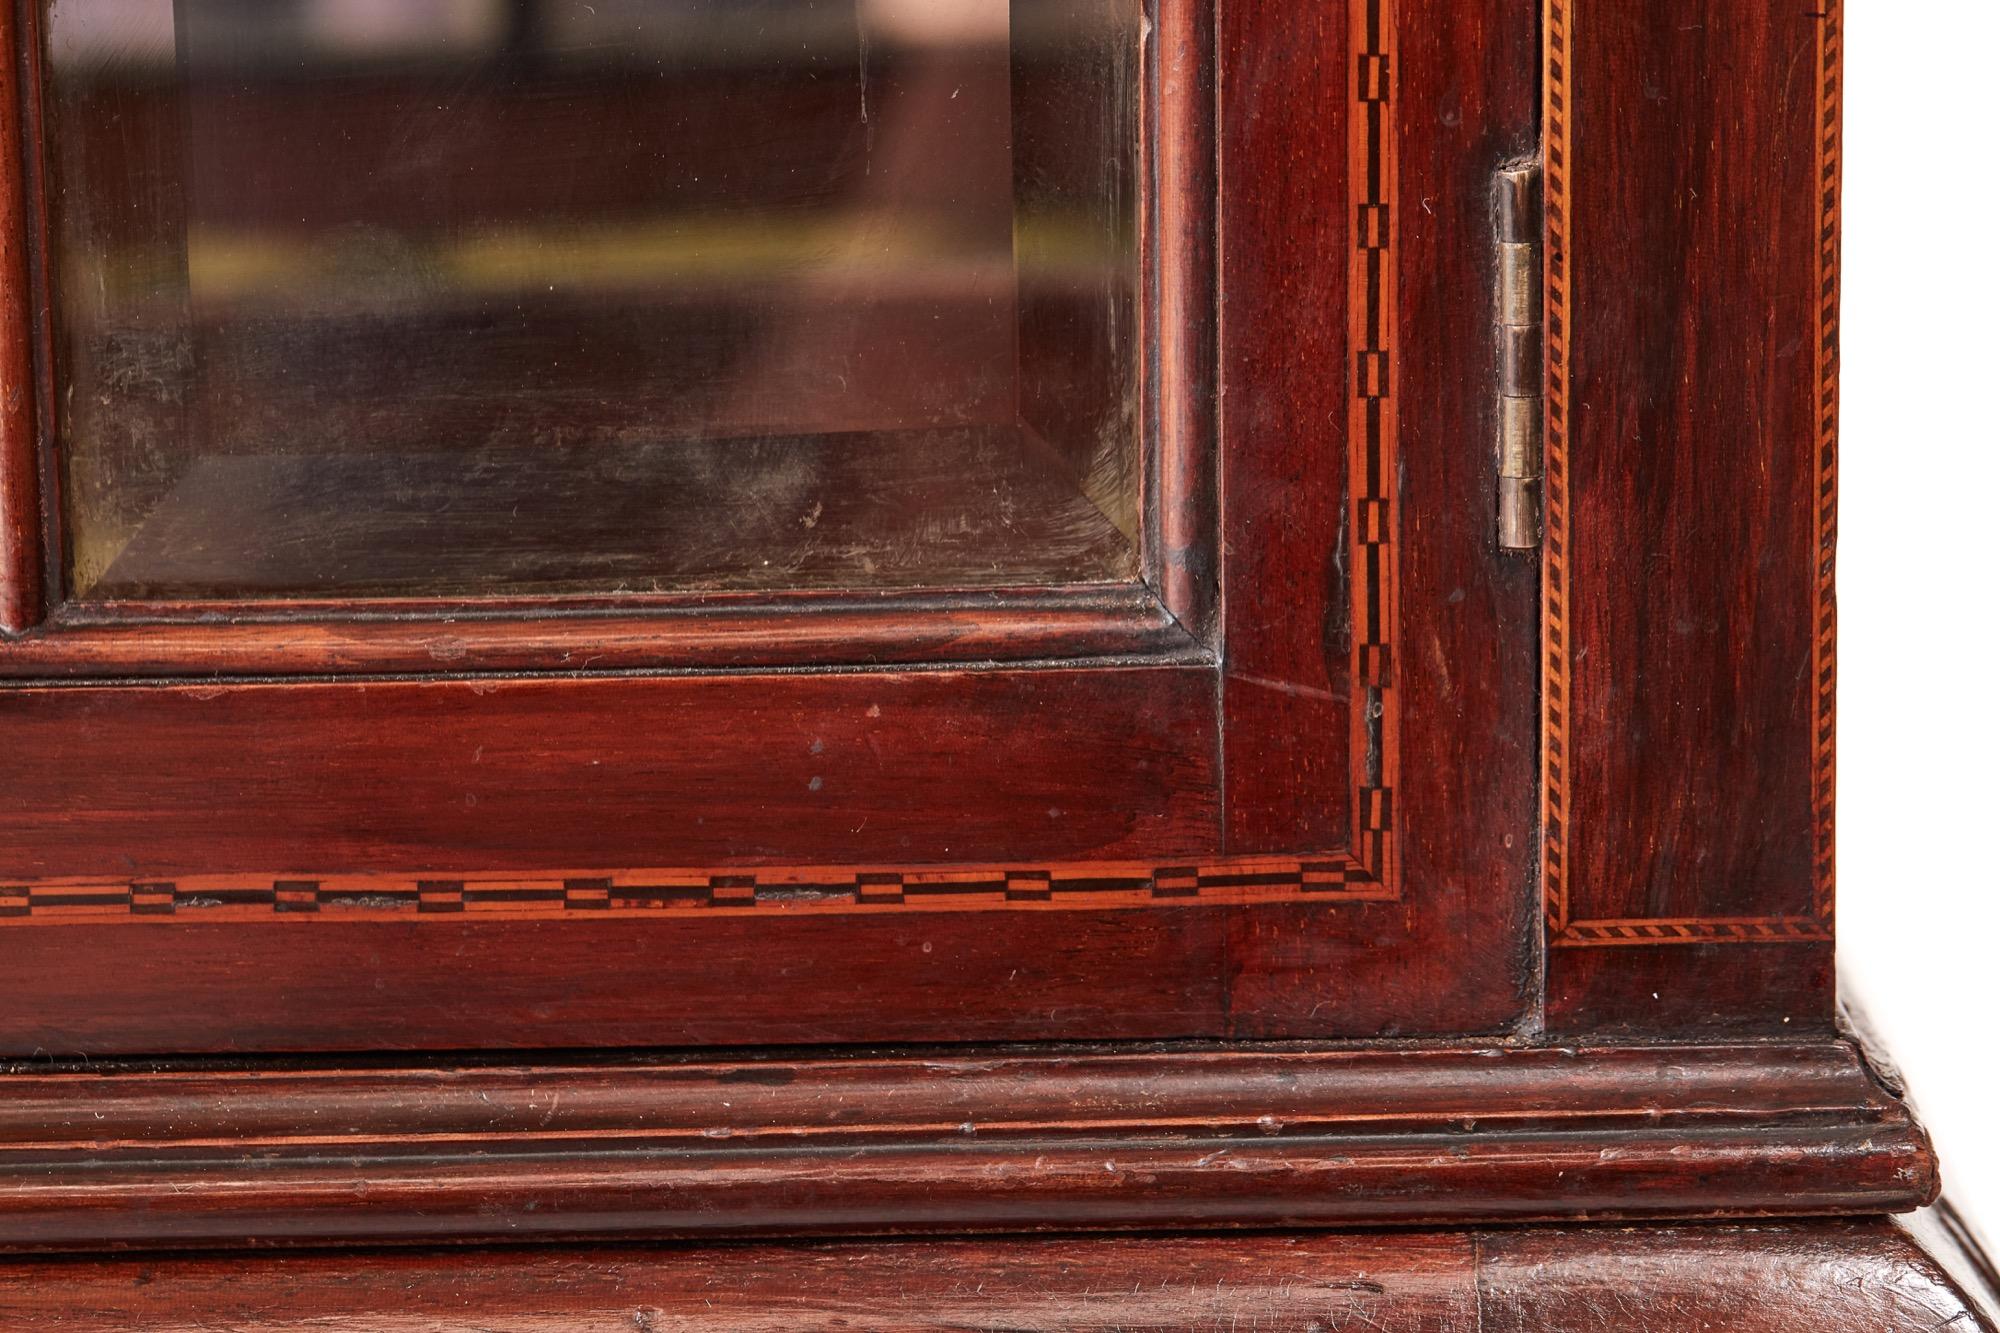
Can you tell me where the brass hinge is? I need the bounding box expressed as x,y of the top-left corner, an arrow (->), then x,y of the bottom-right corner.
1495,162 -> 1543,552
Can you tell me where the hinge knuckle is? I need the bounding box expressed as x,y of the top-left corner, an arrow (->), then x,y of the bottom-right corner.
1498,244 -> 1538,328
1495,162 -> 1544,552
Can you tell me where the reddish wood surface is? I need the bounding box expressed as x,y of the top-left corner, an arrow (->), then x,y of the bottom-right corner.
1909,1202 -> 2000,1329
0,1211 -> 1990,1330
0,0 -> 1544,1055
1149,0 -> 1220,640
1477,1207 -> 1999,1333
0,1040 -> 1936,1250
0,0 -> 1907,1272
0,629 -> 1526,1051
12,1234 -> 1487,1331
1545,939 -> 1838,1038
0,895 -> 1546,1053
1217,0 -> 1542,1033
0,0 -> 41,633
0,909 -> 1248,1053
1542,0 -> 1839,1029
0,587 -> 1196,677
1215,0 -> 1350,851
0,667 -> 1217,878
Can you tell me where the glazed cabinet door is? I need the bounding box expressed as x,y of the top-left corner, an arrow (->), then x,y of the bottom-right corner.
0,0 -> 1538,1053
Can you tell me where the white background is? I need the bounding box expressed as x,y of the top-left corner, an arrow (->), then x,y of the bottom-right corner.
1840,1 -> 2000,1230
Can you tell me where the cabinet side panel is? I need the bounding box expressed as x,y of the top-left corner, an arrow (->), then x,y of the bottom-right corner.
1546,0 -> 1836,1028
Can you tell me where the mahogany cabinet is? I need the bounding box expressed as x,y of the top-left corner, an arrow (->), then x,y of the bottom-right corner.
0,0 -> 1990,1326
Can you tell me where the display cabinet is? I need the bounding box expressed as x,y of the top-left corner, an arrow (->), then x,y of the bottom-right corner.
0,0 -> 1990,1326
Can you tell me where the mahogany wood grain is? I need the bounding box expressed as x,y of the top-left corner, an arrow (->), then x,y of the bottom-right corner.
1148,0 -> 1219,640
1,907 -> 1246,1053
0,887 -> 1563,1053
0,587 -> 1198,677
1215,0 -> 1349,851
0,1233 -> 1486,1331
1909,1201 -> 2000,1328
0,666 -> 1218,879
1545,939 -> 1838,1038
0,0 -> 1913,1282
0,1040 -> 1936,1249
0,1211 -> 1990,1330
0,0 -> 40,633
1477,1208 -> 1999,1333
0,0 -> 1549,1056
1542,0 -> 1839,1028
1217,0 -> 1542,1032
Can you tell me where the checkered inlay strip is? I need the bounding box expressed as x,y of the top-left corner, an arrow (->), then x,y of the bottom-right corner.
0,855 -> 1396,924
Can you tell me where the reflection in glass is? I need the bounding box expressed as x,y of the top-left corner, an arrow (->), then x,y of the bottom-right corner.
44,0 -> 1138,598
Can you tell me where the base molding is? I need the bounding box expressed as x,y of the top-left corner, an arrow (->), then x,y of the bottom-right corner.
0,1209 -> 1991,1330
0,1037 -> 1936,1249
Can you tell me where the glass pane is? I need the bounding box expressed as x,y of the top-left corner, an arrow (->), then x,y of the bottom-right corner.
43,0 -> 1139,599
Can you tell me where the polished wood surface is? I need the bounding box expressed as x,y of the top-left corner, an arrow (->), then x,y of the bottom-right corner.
0,0 -> 40,633
1541,0 -> 1839,1030
0,1209 -> 1990,1330
0,0 -> 1544,1056
0,667 -> 1216,879
0,0 -> 1958,1309
0,1039 -> 1934,1249
1478,1206 -> 2000,1333
0,586 -> 1194,676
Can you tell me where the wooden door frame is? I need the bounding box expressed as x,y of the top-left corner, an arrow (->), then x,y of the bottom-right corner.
0,0 -> 1539,1053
